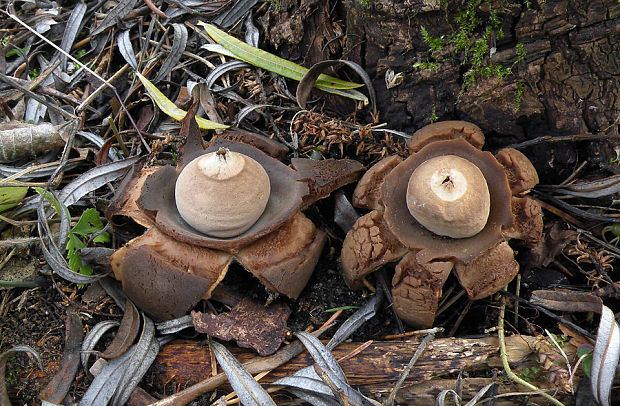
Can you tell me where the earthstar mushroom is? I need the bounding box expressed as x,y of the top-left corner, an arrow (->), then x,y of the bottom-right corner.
108,114 -> 364,321
341,121 -> 543,327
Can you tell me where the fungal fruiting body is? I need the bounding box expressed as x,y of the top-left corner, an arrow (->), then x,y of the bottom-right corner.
406,155 -> 490,238
175,147 -> 270,238
340,121 -> 543,328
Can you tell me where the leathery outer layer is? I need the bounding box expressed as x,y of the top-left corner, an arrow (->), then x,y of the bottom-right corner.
341,121 -> 543,328
108,125 -> 364,321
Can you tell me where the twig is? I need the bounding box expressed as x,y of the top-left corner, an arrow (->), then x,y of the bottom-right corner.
507,133 -> 620,150
385,327 -> 442,406
436,289 -> 465,316
108,117 -> 130,157
498,290 -> 565,406
142,0 -> 167,18
498,290 -> 595,340
0,73 -> 76,121
448,299 -> 472,337
376,269 -> 404,334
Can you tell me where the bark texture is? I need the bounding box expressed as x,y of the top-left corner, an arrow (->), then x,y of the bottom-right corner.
260,0 -> 620,178
348,0 -> 619,138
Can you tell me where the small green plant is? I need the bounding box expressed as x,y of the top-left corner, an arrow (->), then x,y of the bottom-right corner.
548,332 -> 570,348
420,26 -> 445,53
577,345 -> 593,377
28,68 -> 39,80
514,82 -> 524,112
66,208 -> 110,275
519,365 -> 542,383
413,60 -> 439,70
5,46 -> 26,58
417,0 -> 526,96
71,49 -> 87,71
430,104 -> 439,123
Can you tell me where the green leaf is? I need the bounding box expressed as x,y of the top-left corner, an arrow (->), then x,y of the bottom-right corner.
65,209 -> 107,276
93,232 -> 110,244
34,187 -> 66,216
136,72 -> 229,130
198,22 -> 363,91
71,208 -> 103,237
0,186 -> 28,212
577,345 -> 593,377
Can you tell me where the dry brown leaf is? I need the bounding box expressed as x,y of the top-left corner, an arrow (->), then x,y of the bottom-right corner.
192,298 -> 291,356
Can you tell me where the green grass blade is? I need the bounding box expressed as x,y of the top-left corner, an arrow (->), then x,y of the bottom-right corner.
136,72 -> 229,130
0,186 -> 28,212
198,22 -> 362,90
315,85 -> 368,104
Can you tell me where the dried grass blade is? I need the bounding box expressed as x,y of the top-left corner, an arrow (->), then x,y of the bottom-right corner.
244,14 -> 259,47
112,315 -> 159,405
210,340 -> 276,406
155,315 -> 193,335
0,346 -> 41,405
101,299 -> 140,359
117,30 -> 138,71
39,311 -> 83,404
296,332 -> 347,382
58,156 -> 140,207
590,305 -> 620,406
214,0 -> 259,28
81,320 -> 120,376
273,376 -> 338,406
333,190 -> 360,233
80,315 -> 159,406
436,389 -> 461,406
233,104 -> 273,126
58,2 -> 87,69
463,382 -> 496,406
153,23 -> 188,83
206,60 -> 251,90
530,290 -> 602,314
297,59 -> 375,114
295,332 -> 374,405
198,22 -> 362,90
549,175 -> 620,198
327,294 -> 379,349
273,294 -> 379,399
136,72 -> 229,129
91,0 -> 138,36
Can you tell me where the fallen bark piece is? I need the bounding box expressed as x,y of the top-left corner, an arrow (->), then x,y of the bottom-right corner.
192,298 -> 291,356
0,120 -> 76,163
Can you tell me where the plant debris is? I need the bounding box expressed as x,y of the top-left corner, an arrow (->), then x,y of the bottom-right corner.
192,298 -> 291,356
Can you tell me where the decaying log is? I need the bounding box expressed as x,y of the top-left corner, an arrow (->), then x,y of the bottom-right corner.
150,336 -> 577,404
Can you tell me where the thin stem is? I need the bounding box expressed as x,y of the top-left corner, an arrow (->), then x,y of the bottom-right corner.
498,288 -> 565,406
